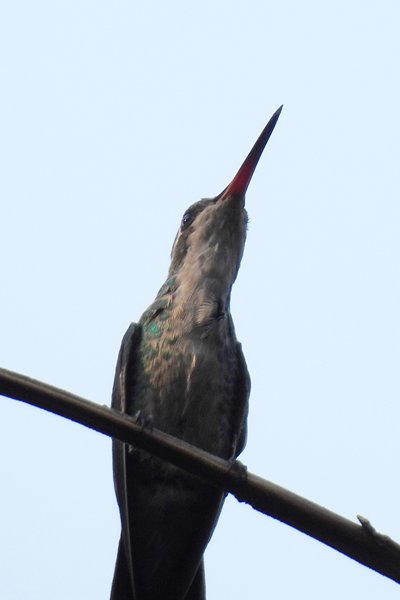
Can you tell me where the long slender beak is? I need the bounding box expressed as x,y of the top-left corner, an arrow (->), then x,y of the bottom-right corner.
219,105 -> 282,201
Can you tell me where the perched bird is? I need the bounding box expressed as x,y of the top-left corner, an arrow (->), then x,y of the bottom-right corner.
110,106 -> 282,600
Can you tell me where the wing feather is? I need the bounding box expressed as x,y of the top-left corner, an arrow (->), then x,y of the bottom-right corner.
111,323 -> 142,600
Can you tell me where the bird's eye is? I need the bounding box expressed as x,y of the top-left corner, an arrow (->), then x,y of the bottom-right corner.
181,211 -> 193,229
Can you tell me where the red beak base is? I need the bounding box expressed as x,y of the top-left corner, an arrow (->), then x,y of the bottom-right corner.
219,105 -> 282,201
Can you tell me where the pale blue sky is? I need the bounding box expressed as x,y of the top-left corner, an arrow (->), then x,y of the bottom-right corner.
1,2 -> 399,598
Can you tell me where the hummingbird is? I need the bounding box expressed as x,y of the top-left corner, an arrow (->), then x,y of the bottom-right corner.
110,106 -> 282,600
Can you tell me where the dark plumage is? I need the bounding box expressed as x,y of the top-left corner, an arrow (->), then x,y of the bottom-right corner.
110,107 -> 282,600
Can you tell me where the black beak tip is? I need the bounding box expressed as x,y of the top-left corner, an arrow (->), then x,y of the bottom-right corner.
219,104 -> 283,201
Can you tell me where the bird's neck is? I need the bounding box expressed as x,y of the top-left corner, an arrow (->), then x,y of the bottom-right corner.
150,270 -> 232,331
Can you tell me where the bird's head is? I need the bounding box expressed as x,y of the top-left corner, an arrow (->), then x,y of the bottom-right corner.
169,106 -> 282,302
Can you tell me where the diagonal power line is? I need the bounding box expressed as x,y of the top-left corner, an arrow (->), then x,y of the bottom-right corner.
0,366 -> 399,584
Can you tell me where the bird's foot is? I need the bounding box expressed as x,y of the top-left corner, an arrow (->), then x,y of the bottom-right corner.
134,409 -> 154,431
127,411 -> 155,456
226,459 -> 248,500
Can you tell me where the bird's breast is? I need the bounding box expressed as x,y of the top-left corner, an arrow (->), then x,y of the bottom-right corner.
131,313 -> 239,459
